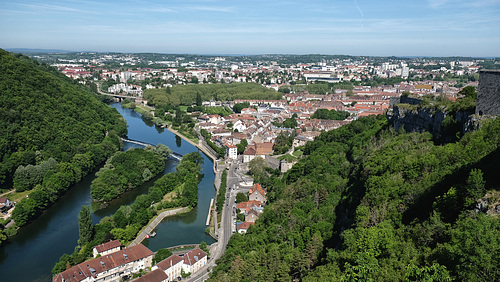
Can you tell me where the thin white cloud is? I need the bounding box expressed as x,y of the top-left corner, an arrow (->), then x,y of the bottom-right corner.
428,0 -> 500,8
15,2 -> 98,15
141,7 -> 177,13
188,6 -> 235,12
0,8 -> 37,15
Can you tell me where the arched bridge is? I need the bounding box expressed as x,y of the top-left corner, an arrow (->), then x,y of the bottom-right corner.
121,138 -> 183,161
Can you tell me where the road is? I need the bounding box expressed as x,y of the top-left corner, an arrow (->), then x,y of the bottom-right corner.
187,158 -> 252,282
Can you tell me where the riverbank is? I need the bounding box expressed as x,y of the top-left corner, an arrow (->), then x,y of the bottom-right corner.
167,125 -> 220,164
129,207 -> 190,247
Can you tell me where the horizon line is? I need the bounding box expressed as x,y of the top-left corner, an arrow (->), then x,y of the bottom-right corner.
4,48 -> 499,59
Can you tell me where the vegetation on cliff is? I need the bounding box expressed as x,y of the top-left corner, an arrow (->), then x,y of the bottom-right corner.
210,110 -> 500,281
0,49 -> 126,242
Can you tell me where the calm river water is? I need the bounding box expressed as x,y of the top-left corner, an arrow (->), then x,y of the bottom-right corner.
0,103 -> 216,281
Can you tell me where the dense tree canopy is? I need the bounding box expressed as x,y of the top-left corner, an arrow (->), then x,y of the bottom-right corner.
0,49 -> 126,189
144,83 -> 282,107
0,49 -> 126,231
90,147 -> 167,202
311,108 -> 350,120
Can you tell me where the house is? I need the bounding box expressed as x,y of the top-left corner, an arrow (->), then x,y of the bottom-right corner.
255,142 -> 274,158
242,142 -> 274,163
154,255 -> 184,281
182,248 -> 207,275
92,240 -> 121,258
241,108 -> 257,115
208,114 -> 222,124
249,183 -> 266,204
245,209 -> 259,223
225,142 -> 238,160
212,128 -> 231,137
0,196 -> 12,212
236,200 -> 262,214
243,145 -> 257,163
53,244 -> 154,282
237,222 -> 255,234
133,269 -> 168,282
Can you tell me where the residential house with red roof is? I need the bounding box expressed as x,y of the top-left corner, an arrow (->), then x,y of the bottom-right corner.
92,240 -> 121,258
225,142 -> 237,160
182,248 -> 207,275
53,244 -> 154,282
133,268 -> 168,282
249,183 -> 267,204
237,222 -> 255,234
154,254 -> 184,281
236,200 -> 262,214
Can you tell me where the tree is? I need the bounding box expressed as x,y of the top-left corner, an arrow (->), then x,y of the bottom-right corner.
463,169 -> 485,208
200,241 -> 210,255
153,248 -> 173,264
248,157 -> 268,178
237,139 -> 248,154
196,92 -> 202,107
458,86 -> 477,99
233,102 -> 250,113
155,143 -> 172,159
236,192 -> 248,203
78,205 -> 93,246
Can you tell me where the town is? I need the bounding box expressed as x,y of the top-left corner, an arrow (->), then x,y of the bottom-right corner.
30,52 -> 489,170
4,52 -> 496,282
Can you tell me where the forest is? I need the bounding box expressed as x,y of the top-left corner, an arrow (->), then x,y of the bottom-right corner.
52,152 -> 204,275
143,83 -> 282,107
0,49 -> 126,244
209,111 -> 500,281
311,109 -> 350,120
90,144 -> 171,202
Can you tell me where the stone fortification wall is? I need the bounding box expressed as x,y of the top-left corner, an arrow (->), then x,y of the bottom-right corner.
477,70 -> 500,116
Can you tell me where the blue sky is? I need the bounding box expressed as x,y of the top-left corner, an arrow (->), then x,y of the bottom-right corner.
1,0 -> 499,56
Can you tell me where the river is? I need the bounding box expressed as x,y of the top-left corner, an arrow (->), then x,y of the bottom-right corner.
0,103 -> 216,281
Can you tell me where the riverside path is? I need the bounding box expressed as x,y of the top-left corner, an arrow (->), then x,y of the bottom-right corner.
129,207 -> 189,247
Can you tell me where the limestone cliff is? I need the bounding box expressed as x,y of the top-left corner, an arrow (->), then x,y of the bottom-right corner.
386,96 -> 474,142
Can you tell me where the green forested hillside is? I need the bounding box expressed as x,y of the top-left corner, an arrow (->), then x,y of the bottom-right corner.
210,114 -> 500,281
0,49 -> 126,229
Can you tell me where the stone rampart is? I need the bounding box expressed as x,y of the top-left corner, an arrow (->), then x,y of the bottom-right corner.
477,70 -> 500,116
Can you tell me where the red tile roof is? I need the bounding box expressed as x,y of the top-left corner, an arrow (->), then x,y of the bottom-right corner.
94,240 -> 121,253
53,244 -> 153,282
183,248 -> 207,266
249,183 -> 266,198
236,200 -> 262,210
133,269 -> 168,282
238,222 -> 255,231
156,255 -> 184,270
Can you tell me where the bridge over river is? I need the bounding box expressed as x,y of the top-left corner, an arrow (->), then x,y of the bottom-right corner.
121,138 -> 183,161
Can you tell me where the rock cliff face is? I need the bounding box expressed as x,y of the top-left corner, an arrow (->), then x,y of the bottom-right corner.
386,98 -> 474,142
474,191 -> 500,216
388,104 -> 446,137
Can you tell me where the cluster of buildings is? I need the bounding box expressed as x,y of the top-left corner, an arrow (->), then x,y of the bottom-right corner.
235,183 -> 267,234
46,53 -> 482,98
53,240 -> 207,282
46,54 -> 482,164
